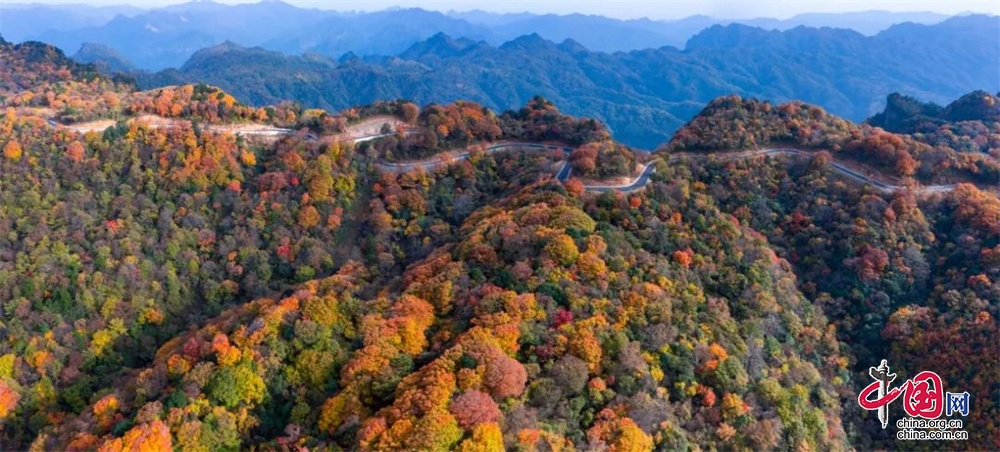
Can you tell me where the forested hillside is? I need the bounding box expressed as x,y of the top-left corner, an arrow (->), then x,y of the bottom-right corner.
0,39 -> 997,451
674,154 -> 999,450
0,42 -> 632,448
664,93 -> 998,450
866,91 -> 1000,155
667,95 -> 1000,185
34,171 -> 859,451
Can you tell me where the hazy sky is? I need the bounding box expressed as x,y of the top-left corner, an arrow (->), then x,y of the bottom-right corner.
7,0 -> 1000,19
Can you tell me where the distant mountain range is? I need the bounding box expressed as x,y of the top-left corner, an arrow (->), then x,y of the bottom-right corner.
0,3 -> 144,47
121,15 -> 1000,149
2,0 -> 961,70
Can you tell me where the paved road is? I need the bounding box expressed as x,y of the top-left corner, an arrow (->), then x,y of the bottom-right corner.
555,161 -> 573,183
585,162 -> 658,193
44,115 -> 408,143
377,142 -> 569,172
352,132 -> 395,143
375,142 -> 963,194
743,148 -> 956,194
375,141 -> 661,192
350,129 -> 422,143
45,116 -> 294,138
208,126 -> 293,137
42,116 -> 963,195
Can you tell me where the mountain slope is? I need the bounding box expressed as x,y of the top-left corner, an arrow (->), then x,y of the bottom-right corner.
667,94 -> 1000,184
1,38 -> 997,452
31,158 -> 856,452
867,91 -> 1000,156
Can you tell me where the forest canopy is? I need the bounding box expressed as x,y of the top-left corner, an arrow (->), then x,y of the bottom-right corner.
0,38 -> 997,452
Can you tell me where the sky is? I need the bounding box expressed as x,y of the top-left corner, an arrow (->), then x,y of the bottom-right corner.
6,0 -> 1000,19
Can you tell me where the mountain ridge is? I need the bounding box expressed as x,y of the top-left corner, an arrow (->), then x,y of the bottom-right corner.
5,2 -> 984,70
1,36 -> 998,452
124,16 -> 1000,149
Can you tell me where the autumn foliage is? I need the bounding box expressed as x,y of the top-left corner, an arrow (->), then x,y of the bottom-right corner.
3,39 -> 997,452
667,95 -> 1000,184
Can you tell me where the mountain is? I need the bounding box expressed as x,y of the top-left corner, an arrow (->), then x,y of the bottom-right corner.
659,98 -> 999,451
261,8 -> 495,59
467,10 -> 953,50
940,90 -> 1000,123
737,10 -> 951,35
868,90 -> 1000,132
2,37 -> 998,452
15,3 -> 498,70
667,93 -> 999,184
445,9 -> 538,26
450,10 -> 952,50
490,14 -> 685,52
0,2 -> 144,43
131,15 -> 1000,149
31,0 -> 335,69
0,38 -> 120,96
72,42 -> 137,73
8,2 -> 966,71
397,32 -> 484,60
867,91 -> 1000,155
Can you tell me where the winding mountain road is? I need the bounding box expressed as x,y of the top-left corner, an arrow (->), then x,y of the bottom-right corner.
584,163 -> 658,192
735,148 -> 957,194
377,142 -> 572,172
373,141 -> 963,194
375,140 -> 660,192
42,116 -> 964,194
